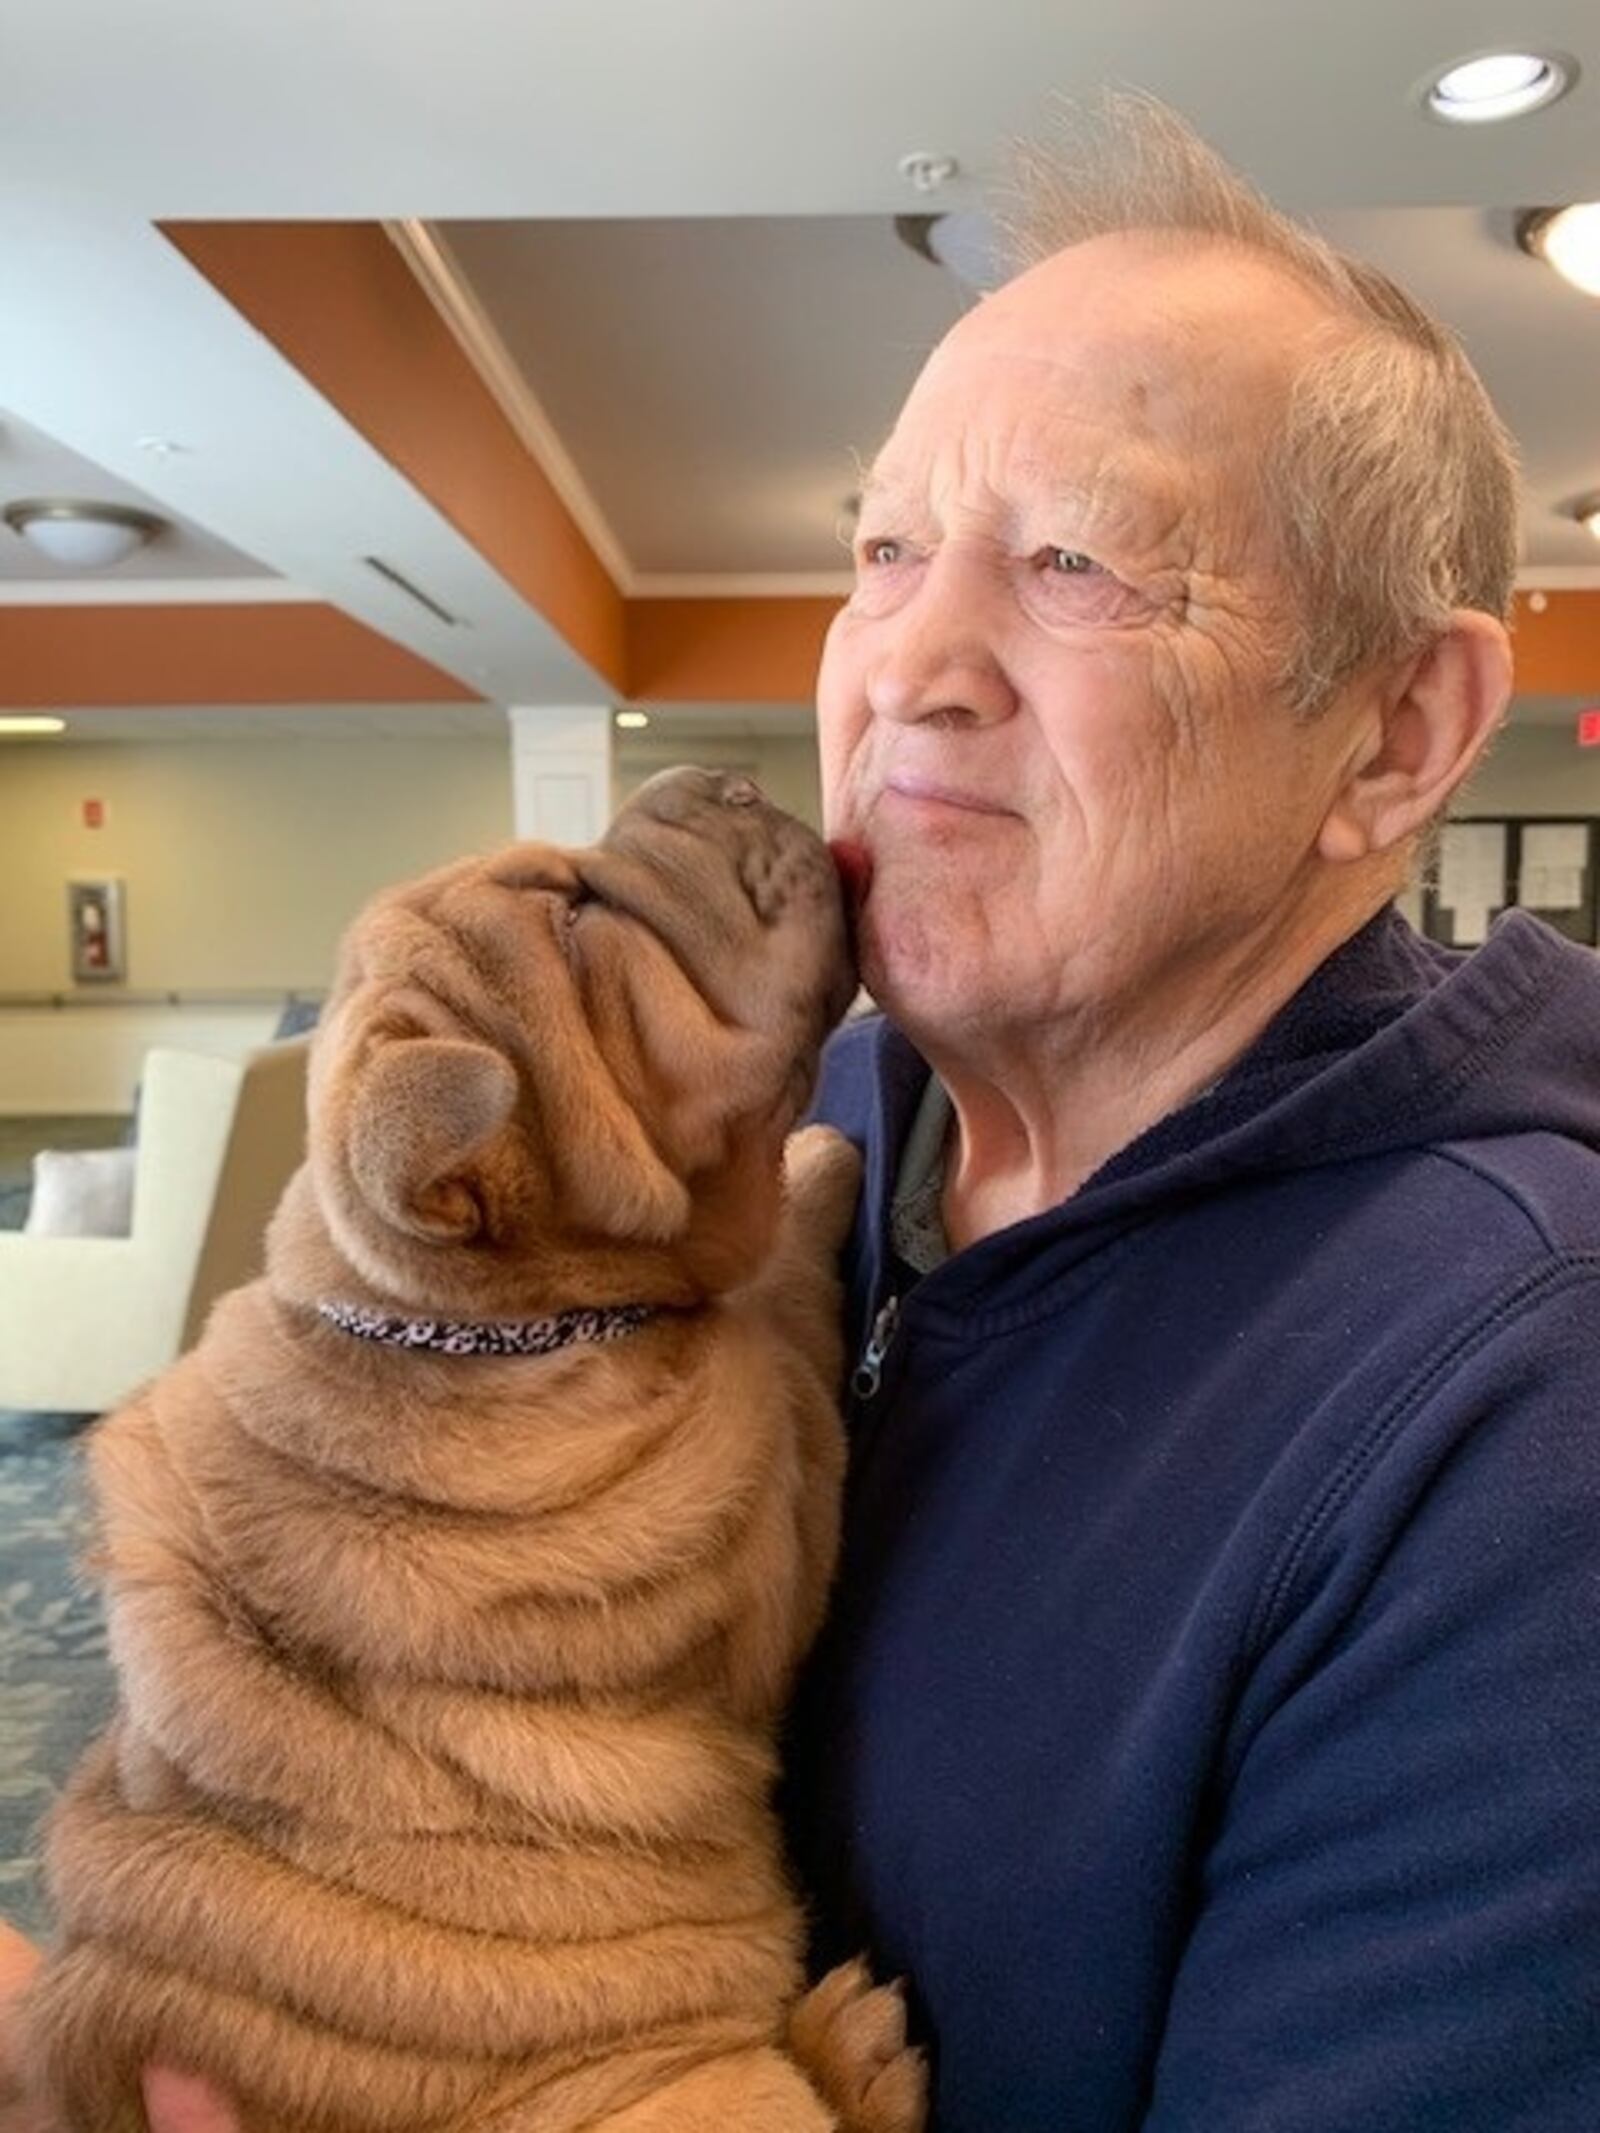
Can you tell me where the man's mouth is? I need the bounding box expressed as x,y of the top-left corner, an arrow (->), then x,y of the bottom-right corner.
882,774 -> 1013,817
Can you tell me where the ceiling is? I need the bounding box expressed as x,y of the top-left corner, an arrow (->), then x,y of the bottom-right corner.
1,0 -> 1598,731
436,215 -> 967,580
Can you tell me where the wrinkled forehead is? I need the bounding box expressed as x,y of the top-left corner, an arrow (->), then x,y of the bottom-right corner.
867,235 -> 1332,522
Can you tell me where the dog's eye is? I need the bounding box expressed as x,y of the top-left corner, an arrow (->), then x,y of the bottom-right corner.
559,883 -> 607,947
554,892 -> 591,964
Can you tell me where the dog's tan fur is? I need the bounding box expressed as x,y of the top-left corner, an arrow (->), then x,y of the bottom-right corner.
23,770 -> 924,2133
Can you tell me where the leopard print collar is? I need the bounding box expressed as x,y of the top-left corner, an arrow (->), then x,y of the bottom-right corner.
315,1299 -> 656,1358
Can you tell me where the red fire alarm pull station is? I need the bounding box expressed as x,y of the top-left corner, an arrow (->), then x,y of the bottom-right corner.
1579,711 -> 1600,750
82,799 -> 104,828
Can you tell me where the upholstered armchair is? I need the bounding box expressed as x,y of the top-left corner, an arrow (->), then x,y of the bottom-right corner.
0,1039 -> 308,1416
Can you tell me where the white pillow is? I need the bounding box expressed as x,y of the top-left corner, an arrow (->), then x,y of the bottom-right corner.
23,1146 -> 137,1239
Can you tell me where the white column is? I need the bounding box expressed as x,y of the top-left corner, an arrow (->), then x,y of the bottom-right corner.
506,704 -> 614,844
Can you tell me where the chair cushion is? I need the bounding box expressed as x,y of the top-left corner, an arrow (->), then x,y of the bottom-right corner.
23,1146 -> 137,1238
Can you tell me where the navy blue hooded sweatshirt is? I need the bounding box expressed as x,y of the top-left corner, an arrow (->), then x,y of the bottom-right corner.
783,907 -> 1600,2132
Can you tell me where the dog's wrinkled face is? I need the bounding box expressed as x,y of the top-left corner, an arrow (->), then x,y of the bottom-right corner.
306,768 -> 856,1315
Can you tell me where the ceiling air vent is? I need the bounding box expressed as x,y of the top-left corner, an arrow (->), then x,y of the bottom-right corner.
362,555 -> 461,627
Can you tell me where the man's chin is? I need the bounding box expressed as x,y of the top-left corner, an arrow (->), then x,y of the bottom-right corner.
858,931 -> 982,1045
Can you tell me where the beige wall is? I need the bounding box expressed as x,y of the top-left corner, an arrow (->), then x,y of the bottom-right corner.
0,729 -> 823,997
0,725 -> 824,1112
0,737 -> 514,996
0,735 -> 513,1111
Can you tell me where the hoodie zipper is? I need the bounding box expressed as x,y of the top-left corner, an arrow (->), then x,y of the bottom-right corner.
850,1294 -> 902,1402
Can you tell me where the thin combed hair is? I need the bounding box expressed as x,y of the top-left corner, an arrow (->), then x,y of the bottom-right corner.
996,90 -> 1521,713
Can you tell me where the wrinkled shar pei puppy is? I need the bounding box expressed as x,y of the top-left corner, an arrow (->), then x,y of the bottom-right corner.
22,767 -> 924,2133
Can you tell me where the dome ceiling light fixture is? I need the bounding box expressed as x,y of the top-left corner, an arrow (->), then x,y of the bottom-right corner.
1571,493 -> 1600,542
1423,50 -> 1575,123
2,498 -> 166,570
1517,203 -> 1600,298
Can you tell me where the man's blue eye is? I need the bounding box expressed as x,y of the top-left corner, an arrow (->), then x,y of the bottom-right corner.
1047,548 -> 1096,574
865,539 -> 901,565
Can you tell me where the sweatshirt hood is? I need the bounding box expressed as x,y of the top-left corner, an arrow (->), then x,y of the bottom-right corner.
840,908 -> 1600,1313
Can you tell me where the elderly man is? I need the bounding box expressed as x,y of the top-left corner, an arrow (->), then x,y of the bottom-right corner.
6,94 -> 1600,2133
779,96 -> 1600,2133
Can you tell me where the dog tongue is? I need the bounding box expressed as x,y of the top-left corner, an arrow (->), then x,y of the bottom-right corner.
828,839 -> 874,908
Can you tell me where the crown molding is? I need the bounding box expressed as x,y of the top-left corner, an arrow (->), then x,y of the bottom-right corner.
386,221 -> 859,609
629,570 -> 852,598
386,218 -> 637,593
1516,566 -> 1600,590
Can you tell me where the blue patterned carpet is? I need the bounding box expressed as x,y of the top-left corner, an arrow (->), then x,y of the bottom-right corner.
0,1137 -> 114,1939
0,1411 -> 112,1939
0,1126 -> 123,1945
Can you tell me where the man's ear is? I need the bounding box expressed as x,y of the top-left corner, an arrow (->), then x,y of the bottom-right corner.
1318,611 -> 1513,864
345,1037 -> 518,1243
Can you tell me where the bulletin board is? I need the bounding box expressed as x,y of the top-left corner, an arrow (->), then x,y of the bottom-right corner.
1424,817 -> 1599,948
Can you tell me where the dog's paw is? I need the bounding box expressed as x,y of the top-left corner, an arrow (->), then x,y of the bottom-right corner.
782,1127 -> 863,1252
788,1960 -> 927,2133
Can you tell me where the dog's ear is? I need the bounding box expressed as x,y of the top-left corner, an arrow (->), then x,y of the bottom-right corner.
345,1036 -> 518,1243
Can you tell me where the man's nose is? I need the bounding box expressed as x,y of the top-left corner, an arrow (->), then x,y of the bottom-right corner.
863,548 -> 1018,729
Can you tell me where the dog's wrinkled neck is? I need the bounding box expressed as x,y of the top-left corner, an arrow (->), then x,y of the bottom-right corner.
265,1163 -> 711,1323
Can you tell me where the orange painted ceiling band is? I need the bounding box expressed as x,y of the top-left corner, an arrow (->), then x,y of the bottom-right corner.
162,220 -> 629,692
626,596 -> 838,703
162,220 -> 841,708
4,591 -> 1599,712
1511,592 -> 1600,697
0,603 -> 480,708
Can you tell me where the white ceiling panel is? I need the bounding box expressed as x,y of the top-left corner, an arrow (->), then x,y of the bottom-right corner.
2,2 -> 1599,216
441,215 -> 965,576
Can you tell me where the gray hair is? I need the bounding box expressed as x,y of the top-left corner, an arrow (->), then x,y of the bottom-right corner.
998,93 -> 1521,713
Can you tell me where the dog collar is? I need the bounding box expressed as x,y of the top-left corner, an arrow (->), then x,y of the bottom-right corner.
316,1299 -> 656,1358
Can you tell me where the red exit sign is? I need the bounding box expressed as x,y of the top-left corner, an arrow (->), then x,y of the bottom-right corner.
1579,710 -> 1600,748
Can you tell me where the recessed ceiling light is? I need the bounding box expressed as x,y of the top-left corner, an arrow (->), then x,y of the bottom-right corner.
1424,51 -> 1575,123
1518,203 -> 1600,297
615,710 -> 650,730
0,716 -> 67,737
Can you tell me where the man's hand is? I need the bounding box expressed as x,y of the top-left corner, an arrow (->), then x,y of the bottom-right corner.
0,1920 -> 239,2133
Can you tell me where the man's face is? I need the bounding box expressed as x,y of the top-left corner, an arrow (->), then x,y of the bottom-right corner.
819,233 -> 1363,1053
